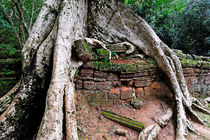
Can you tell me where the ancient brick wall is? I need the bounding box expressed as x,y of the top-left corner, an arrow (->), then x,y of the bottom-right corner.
74,67 -> 210,106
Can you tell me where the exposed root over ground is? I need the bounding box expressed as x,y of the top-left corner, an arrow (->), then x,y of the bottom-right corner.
76,95 -> 210,140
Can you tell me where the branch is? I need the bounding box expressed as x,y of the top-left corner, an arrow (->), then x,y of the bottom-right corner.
29,0 -> 36,30
0,5 -> 23,48
11,0 -> 29,35
12,8 -> 26,43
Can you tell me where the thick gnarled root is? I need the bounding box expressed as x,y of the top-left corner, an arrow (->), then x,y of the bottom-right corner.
113,42 -> 135,54
138,107 -> 173,140
83,38 -> 136,60
138,124 -> 161,140
84,38 -> 112,59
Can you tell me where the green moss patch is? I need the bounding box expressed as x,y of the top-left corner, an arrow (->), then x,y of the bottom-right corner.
96,49 -> 109,59
173,49 -> 210,68
180,59 -> 210,68
84,58 -> 157,73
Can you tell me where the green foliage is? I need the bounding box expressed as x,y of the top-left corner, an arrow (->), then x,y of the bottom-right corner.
172,0 -> 210,55
125,0 -> 210,56
96,49 -> 109,59
0,44 -> 21,58
125,0 -> 187,46
0,0 -> 44,48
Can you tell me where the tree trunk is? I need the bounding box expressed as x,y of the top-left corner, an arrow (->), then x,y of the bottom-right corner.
0,0 -> 208,139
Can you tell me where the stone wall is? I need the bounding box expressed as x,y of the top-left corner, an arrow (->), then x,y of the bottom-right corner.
75,67 -> 210,106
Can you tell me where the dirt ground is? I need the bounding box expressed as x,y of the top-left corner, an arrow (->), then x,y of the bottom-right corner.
76,95 -> 210,140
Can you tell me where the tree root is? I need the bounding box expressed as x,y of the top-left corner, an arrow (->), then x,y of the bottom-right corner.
0,79 -> 22,113
138,107 -> 173,140
113,42 -> 135,54
84,38 -> 112,59
154,107 -> 173,127
0,61 -> 45,139
193,103 -> 210,115
138,124 -> 161,140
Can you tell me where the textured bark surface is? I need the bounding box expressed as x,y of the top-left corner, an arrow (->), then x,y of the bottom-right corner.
37,0 -> 87,139
0,0 -> 208,139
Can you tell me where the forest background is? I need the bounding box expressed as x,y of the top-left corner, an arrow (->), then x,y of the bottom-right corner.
0,0 -> 209,56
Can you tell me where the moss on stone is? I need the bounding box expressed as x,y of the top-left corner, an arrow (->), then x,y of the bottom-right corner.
77,42 -> 209,72
172,49 -> 210,68
90,59 -> 157,73
96,49 -> 109,59
74,39 -> 95,61
93,61 -> 113,71
180,59 -> 210,68
102,110 -> 144,131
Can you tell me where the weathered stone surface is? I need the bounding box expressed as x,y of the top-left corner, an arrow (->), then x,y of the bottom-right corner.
80,69 -> 94,80
134,71 -> 149,77
101,101 -> 113,106
148,70 -> 158,75
93,78 -> 106,82
74,39 -> 93,62
130,98 -> 144,109
84,81 -> 96,90
146,80 -> 152,87
82,62 -> 97,69
113,100 -> 126,105
93,71 -> 107,81
107,73 -> 119,81
120,73 -> 135,78
75,80 -> 83,89
96,81 -> 112,90
112,81 -> 121,86
151,82 -> 162,90
144,87 -> 156,96
183,68 -> 194,75
80,69 -> 94,76
134,80 -> 146,87
109,87 -> 120,100
135,88 -> 144,98
82,90 -> 96,101
95,91 -> 108,102
108,44 -> 128,53
120,86 -> 134,99
133,76 -> 149,81
120,78 -> 134,81
94,71 -> 107,78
